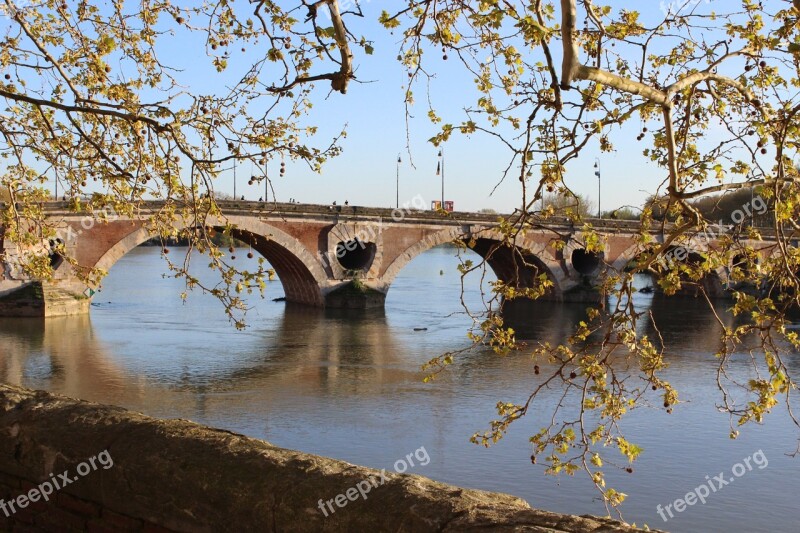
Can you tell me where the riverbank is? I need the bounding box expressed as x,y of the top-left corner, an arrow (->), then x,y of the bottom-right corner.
0,384 -> 656,532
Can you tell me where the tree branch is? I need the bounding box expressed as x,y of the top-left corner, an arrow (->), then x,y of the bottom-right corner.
0,87 -> 168,131
575,65 -> 669,105
326,0 -> 353,93
667,71 -> 752,101
272,0 -> 354,94
560,0 -> 580,89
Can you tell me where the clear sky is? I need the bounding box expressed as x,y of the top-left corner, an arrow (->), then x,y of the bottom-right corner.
206,0 -> 684,214
2,0 -> 728,213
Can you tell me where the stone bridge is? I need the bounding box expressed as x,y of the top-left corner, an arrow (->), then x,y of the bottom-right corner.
0,201 -> 771,317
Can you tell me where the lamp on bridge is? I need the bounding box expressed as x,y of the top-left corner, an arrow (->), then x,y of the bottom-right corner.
594,159 -> 601,219
263,152 -> 269,203
396,154 -> 401,208
437,148 -> 445,208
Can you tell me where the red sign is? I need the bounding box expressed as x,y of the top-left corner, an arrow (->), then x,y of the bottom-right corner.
431,200 -> 454,212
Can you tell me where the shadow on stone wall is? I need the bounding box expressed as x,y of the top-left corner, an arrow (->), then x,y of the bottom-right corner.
0,384 -> 657,532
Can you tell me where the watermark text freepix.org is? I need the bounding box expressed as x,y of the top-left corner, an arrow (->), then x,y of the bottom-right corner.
656,449 -> 767,523
656,194 -> 767,270
2,205 -> 119,278
317,446 -> 430,517
317,194 -> 426,270
0,449 -> 114,518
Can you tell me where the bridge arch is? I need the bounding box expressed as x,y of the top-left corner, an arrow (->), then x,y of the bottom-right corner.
93,215 -> 328,306
381,227 -> 565,298
611,242 -> 645,273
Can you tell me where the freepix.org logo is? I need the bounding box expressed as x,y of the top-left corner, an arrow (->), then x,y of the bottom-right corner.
655,449 -> 768,523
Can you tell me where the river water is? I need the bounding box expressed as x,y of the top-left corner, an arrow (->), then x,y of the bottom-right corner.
0,245 -> 798,532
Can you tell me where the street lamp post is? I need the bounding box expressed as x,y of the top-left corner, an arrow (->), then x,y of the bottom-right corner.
396,154 -> 401,208
233,159 -> 237,200
438,148 -> 445,207
594,159 -> 601,219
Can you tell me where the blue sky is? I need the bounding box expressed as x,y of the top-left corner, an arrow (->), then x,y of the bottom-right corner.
205,0 -> 782,215
205,0 -> 682,213
2,0 -> 734,213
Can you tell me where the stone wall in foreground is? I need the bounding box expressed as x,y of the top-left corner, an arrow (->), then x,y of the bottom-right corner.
0,384 -> 655,532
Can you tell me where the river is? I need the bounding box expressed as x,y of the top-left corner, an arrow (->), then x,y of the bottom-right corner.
0,245 -> 798,532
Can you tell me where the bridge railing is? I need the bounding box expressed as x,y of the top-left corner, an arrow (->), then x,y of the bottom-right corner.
35,200 -> 650,231
31,200 -> 783,241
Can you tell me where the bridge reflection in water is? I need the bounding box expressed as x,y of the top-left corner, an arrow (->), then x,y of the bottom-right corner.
0,282 -> 747,413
